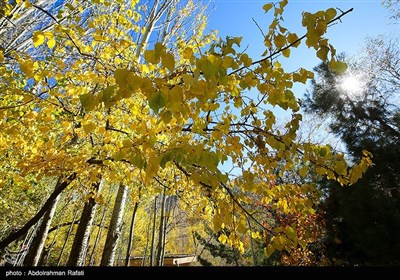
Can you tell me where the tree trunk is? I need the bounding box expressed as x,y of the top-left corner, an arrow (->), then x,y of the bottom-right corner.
124,200 -> 139,266
42,198 -> 69,266
155,188 -> 166,266
67,178 -> 104,266
135,0 -> 159,59
141,213 -> 152,266
100,184 -> 128,266
0,174 -> 76,251
89,189 -> 113,266
23,194 -> 60,266
57,206 -> 79,266
149,196 -> 158,266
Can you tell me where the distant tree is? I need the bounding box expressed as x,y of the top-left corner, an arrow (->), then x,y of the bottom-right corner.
302,36 -> 400,265
194,227 -> 242,266
383,0 -> 400,20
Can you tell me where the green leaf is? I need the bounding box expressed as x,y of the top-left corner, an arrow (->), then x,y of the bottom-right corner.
149,91 -> 166,114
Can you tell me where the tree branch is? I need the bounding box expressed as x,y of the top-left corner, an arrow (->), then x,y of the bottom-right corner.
229,8 -> 354,76
0,173 -> 77,251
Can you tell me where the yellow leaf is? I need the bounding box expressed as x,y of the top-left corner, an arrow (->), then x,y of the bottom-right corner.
0,50 -> 4,63
24,1 -> 32,8
83,123 -> 96,134
47,38 -> 56,49
218,234 -> 228,244
144,50 -> 158,64
263,3 -> 273,13
44,31 -> 54,40
240,53 -> 252,67
287,33 -> 300,47
251,231 -> 262,240
315,20 -> 327,36
33,31 -> 45,47
182,47 -> 193,60
299,166 -> 308,178
20,60 -> 34,77
317,46 -> 329,61
114,68 -> 131,86
274,33 -> 286,49
282,48 -> 290,58
325,8 -> 337,22
162,53 -> 175,71
279,0 -> 288,9
285,226 -> 297,241
329,60 -> 348,74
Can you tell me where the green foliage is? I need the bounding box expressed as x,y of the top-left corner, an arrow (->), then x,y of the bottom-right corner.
303,37 -> 400,265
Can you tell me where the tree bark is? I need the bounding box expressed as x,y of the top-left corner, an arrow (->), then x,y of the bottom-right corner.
149,196 -> 158,266
124,200 -> 140,266
23,194 -> 60,266
100,184 -> 128,266
56,206 -> 79,266
67,178 -> 104,266
141,213 -> 152,266
0,173 -> 76,251
89,189 -> 113,266
155,188 -> 166,266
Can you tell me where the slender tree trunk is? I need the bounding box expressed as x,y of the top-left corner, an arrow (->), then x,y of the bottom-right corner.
43,198 -> 69,266
23,194 -> 60,266
57,207 -> 79,266
160,205 -> 171,266
155,189 -> 166,266
0,174 -> 76,251
100,184 -> 128,266
89,189 -> 113,266
141,213 -> 152,266
124,201 -> 139,266
67,179 -> 104,266
149,196 -> 158,266
135,0 -> 159,59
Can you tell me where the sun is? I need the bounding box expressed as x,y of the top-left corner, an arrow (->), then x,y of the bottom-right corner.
337,72 -> 366,99
341,75 -> 362,93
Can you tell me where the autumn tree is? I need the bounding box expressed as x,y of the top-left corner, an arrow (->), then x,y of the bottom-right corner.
0,0 -> 372,266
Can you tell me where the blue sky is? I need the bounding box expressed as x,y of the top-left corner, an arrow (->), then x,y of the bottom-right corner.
206,0 -> 398,169
207,0 -> 398,85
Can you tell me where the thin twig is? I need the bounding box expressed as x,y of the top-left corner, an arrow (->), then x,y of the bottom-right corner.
229,8 -> 354,76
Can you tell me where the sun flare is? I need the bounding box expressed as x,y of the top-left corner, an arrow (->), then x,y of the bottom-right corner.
337,72 -> 366,99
